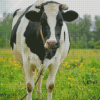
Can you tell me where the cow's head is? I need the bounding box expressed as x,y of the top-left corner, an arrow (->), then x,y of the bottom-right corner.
25,1 -> 78,50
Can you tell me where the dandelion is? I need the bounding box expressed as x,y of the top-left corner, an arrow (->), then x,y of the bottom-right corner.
79,63 -> 83,68
2,72 -> 4,74
66,65 -> 70,68
63,64 -> 65,66
75,60 -> 79,62
68,78 -> 72,81
71,60 -> 74,62
80,63 -> 83,66
65,62 -> 68,66
4,65 -> 7,67
91,67 -> 95,70
8,65 -> 10,67
15,67 -> 17,70
15,64 -> 19,66
96,69 -> 100,72
71,84 -> 73,87
18,66 -> 21,67
11,72 -> 13,75
75,63 -> 77,66
82,69 -> 84,72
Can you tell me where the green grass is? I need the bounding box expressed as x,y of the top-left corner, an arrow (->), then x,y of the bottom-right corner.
0,49 -> 100,100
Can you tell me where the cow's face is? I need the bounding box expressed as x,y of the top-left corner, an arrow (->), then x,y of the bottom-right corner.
25,2 -> 78,50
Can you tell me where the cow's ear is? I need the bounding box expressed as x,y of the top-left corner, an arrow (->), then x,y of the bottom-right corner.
25,10 -> 41,22
62,10 -> 78,22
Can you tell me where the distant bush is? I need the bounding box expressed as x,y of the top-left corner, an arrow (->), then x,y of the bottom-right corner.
70,41 -> 87,49
88,40 -> 95,48
94,40 -> 100,49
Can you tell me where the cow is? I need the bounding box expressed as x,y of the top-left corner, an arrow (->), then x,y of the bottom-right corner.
10,0 -> 78,100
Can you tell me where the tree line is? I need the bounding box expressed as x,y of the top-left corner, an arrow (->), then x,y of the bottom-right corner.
0,13 -> 100,49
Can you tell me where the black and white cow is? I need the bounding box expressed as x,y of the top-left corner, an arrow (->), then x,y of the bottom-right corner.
10,0 -> 78,100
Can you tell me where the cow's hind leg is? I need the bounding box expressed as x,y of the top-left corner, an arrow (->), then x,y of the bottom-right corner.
46,64 -> 59,100
23,62 -> 34,100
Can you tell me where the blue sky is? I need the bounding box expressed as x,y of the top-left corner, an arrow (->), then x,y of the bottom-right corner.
0,0 -> 100,21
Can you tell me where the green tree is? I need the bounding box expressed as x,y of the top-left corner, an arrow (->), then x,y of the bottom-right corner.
67,14 -> 92,48
0,14 -> 12,47
94,16 -> 100,41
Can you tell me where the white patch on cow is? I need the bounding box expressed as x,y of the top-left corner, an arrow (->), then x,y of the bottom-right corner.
60,22 -> 70,63
44,3 -> 60,41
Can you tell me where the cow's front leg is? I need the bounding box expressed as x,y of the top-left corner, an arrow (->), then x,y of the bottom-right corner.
23,62 -> 34,100
36,71 -> 44,96
46,64 -> 59,100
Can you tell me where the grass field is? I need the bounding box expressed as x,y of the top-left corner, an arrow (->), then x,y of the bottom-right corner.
0,49 -> 100,100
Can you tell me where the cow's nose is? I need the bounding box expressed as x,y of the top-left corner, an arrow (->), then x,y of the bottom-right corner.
47,40 -> 58,49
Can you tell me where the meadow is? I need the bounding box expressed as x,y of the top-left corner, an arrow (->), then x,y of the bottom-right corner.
0,49 -> 100,100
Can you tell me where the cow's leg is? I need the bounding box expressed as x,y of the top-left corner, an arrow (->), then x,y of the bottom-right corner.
46,64 -> 59,100
36,71 -> 44,96
23,62 -> 34,100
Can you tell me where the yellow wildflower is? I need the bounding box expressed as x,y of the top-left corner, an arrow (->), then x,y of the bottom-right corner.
4,65 -> 7,67
82,69 -> 84,72
11,72 -> 13,75
65,62 -> 68,66
18,66 -> 21,67
75,60 -> 79,62
2,72 -> 4,74
91,67 -> 95,70
71,60 -> 74,62
66,65 -> 70,68
75,63 -> 77,66
8,65 -> 10,67
71,84 -> 73,87
80,63 -> 83,66
63,64 -> 65,66
15,67 -> 17,70
79,63 -> 83,68
68,78 -> 72,81
96,69 -> 100,72
15,64 -> 19,66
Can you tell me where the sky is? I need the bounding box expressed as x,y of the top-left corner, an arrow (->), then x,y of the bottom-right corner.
0,0 -> 100,21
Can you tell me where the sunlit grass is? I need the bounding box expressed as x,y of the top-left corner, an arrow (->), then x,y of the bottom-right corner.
0,49 -> 100,100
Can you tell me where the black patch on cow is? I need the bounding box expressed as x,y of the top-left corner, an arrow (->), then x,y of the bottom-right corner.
13,9 -> 20,18
10,5 -> 33,49
62,10 -> 78,22
46,49 -> 57,59
24,21 -> 56,62
64,32 -> 65,41
41,12 -> 51,42
25,10 -> 42,22
55,11 -> 63,48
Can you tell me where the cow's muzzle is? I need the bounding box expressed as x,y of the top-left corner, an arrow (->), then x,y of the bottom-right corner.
44,40 -> 59,49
